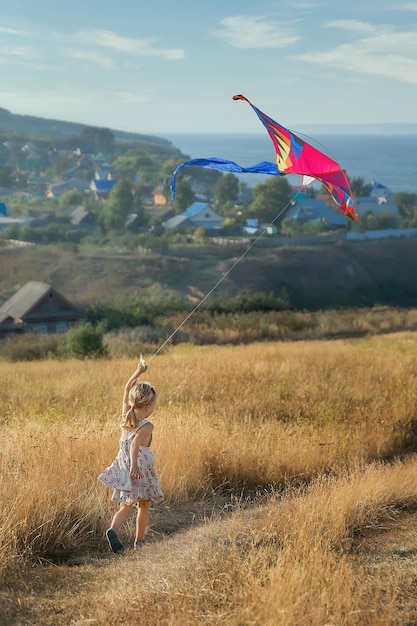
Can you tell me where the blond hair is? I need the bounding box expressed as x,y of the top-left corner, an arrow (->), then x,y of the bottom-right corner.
121,381 -> 157,429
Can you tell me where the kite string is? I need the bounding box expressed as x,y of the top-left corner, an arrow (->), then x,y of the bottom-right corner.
293,129 -> 338,163
148,188 -> 303,361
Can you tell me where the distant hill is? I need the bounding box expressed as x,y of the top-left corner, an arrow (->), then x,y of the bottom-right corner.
1,238 -> 417,310
0,107 -> 171,146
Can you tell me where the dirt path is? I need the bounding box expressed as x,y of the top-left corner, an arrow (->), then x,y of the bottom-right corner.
3,503 -> 417,625
352,508 -> 417,625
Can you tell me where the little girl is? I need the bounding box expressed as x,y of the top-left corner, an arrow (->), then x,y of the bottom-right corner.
98,357 -> 163,553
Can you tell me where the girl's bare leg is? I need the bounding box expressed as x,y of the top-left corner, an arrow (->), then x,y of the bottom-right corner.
106,503 -> 133,553
135,500 -> 150,542
110,503 -> 133,531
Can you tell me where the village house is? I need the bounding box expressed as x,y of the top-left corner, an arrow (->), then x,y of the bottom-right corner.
285,197 -> 347,228
45,178 -> 90,199
95,166 -> 115,181
164,202 -> 224,232
90,178 -> 118,200
70,205 -> 96,230
354,196 -> 399,219
134,184 -> 154,203
162,214 -> 195,230
152,185 -> 168,206
243,218 -> 260,235
0,281 -> 81,338
0,215 -> 35,231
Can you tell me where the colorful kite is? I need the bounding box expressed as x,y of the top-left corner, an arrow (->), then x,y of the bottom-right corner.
232,94 -> 358,221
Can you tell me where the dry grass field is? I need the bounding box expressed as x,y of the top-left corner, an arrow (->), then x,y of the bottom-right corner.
2,334 -> 417,624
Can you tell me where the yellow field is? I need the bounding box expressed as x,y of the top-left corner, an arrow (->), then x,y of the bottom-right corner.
2,335 -> 417,624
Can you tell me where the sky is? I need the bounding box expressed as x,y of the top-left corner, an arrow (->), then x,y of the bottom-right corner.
0,0 -> 417,135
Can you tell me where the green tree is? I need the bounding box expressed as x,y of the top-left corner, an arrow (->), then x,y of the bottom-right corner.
215,173 -> 239,208
172,177 -> 195,213
248,178 -> 292,224
101,179 -> 134,231
80,127 -> 114,154
59,189 -> 85,208
393,192 -> 417,219
350,177 -> 368,197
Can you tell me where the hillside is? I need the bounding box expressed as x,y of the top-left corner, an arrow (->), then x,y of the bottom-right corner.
0,106 -> 171,146
1,237 -> 417,310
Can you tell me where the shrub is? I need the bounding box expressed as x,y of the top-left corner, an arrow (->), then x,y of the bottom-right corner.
0,333 -> 63,362
59,323 -> 107,358
204,289 -> 290,314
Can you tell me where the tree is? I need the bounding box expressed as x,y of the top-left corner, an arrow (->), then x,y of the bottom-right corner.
215,173 -> 239,208
80,127 -> 114,154
393,192 -> 417,219
59,189 -> 84,208
350,176 -> 368,197
172,177 -> 195,213
101,180 -> 134,231
248,178 -> 292,224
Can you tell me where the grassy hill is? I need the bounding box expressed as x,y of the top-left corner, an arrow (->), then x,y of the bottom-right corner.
0,106 -> 171,146
1,237 -> 417,311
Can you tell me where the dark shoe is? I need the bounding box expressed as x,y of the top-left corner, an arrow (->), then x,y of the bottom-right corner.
106,528 -> 124,553
134,540 -> 150,549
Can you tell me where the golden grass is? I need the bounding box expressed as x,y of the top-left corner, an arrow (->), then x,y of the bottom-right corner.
2,334 -> 417,623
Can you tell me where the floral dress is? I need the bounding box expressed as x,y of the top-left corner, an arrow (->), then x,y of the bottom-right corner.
98,419 -> 164,504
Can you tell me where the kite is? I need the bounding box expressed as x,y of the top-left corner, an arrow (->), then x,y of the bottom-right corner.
232,94 -> 358,221
170,96 -> 358,222
170,156 -> 282,198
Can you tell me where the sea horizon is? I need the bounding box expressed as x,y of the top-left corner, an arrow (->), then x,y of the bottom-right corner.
165,122 -> 417,137
165,130 -> 417,194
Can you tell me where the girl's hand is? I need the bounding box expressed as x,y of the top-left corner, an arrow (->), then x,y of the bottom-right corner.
130,465 -> 141,480
138,354 -> 148,374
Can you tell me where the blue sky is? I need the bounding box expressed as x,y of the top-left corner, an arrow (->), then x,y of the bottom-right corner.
0,0 -> 416,134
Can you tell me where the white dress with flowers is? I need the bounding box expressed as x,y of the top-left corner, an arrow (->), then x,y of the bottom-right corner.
98,419 -> 164,504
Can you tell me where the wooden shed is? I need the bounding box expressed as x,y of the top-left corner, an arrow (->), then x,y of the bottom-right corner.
0,281 -> 81,338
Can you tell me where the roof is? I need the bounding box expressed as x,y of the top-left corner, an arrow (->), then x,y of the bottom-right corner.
182,202 -> 211,218
92,152 -> 109,162
286,198 -> 347,226
163,215 -> 195,229
0,282 -> 50,323
95,166 -> 114,180
355,197 -> 399,217
70,205 -> 92,225
368,181 -> 392,197
0,216 -> 34,230
0,281 -> 79,325
125,213 -> 140,227
181,202 -> 223,221
92,179 -> 117,192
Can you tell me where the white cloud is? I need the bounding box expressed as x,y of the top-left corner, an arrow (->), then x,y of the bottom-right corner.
0,46 -> 33,57
65,49 -> 114,70
0,26 -> 29,36
0,87 -> 154,119
324,20 -> 377,34
400,2 -> 417,10
74,29 -> 185,60
212,15 -> 300,49
297,25 -> 417,85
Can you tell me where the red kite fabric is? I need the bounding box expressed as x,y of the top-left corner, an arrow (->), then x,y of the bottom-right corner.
233,94 -> 358,221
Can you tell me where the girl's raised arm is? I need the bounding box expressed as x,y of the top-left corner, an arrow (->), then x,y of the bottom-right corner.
122,356 -> 148,416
